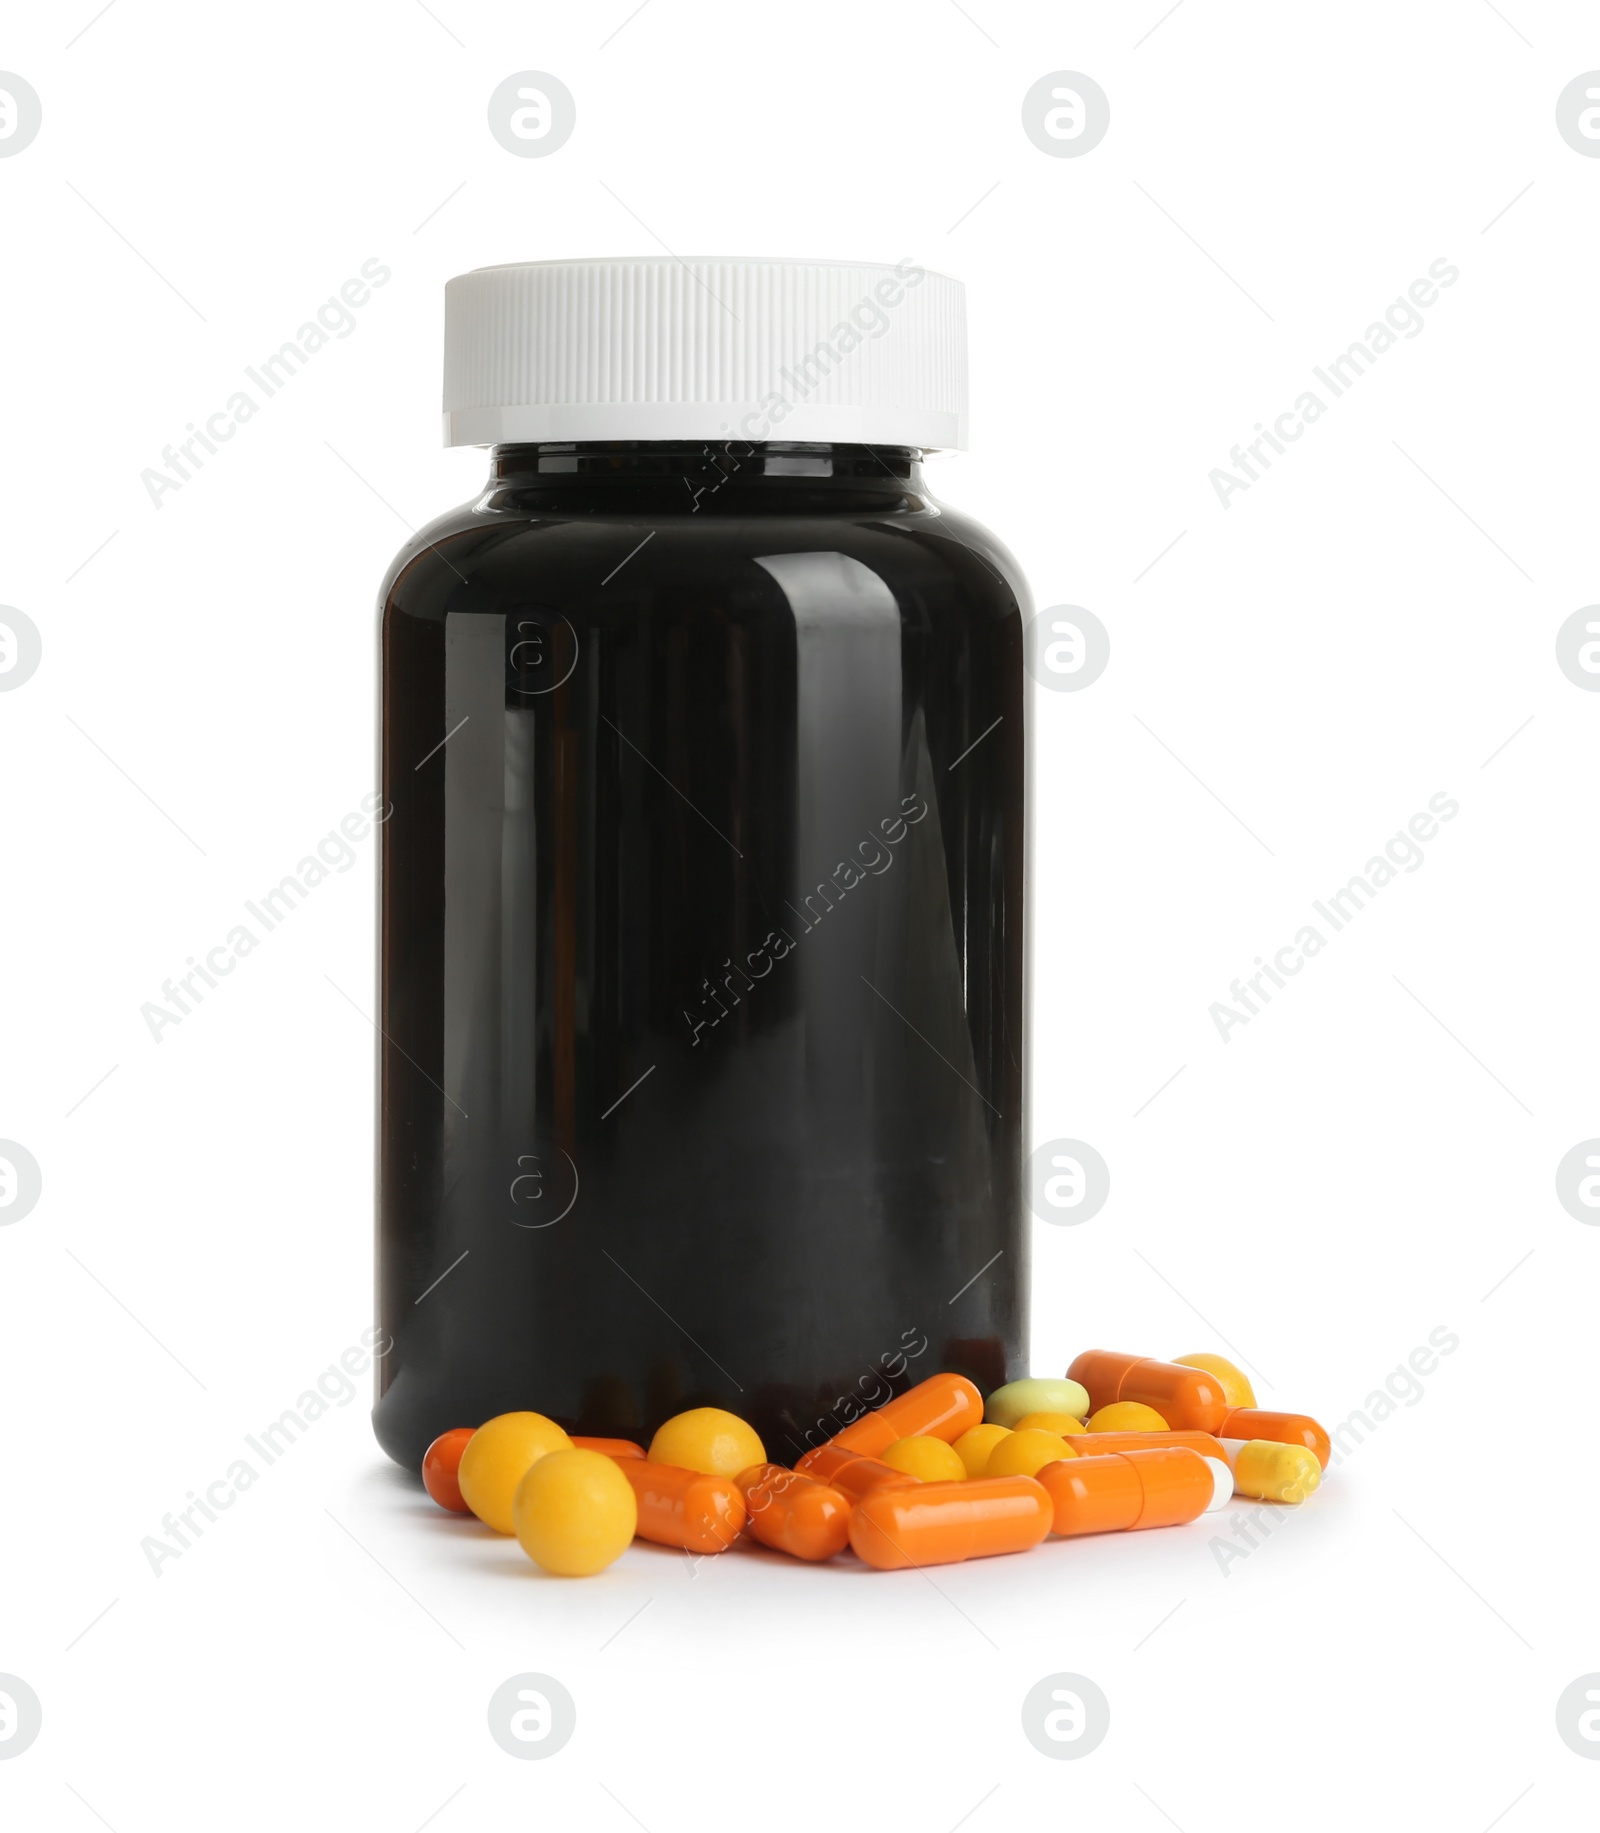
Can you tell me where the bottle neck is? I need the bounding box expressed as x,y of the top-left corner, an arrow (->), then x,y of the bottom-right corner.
484,441 -> 928,515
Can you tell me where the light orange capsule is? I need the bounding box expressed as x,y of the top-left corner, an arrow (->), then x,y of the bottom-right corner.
1063,1428 -> 1232,1467
618,1458 -> 745,1553
1037,1448 -> 1222,1536
1067,1350 -> 1231,1434
1218,1409 -> 1331,1469
735,1464 -> 852,1562
795,1442 -> 920,1501
570,1435 -> 646,1460
849,1475 -> 1052,1570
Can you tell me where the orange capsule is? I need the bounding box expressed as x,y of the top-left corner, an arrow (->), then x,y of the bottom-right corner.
570,1435 -> 646,1460
1062,1428 -> 1232,1467
1067,1350 -> 1231,1434
1037,1448 -> 1222,1536
618,1458 -> 745,1553
1218,1409 -> 1331,1469
827,1371 -> 985,1455
825,1411 -> 900,1457
421,1427 -> 476,1513
849,1475 -> 1052,1570
873,1372 -> 984,1444
795,1442 -> 920,1501
735,1464 -> 852,1562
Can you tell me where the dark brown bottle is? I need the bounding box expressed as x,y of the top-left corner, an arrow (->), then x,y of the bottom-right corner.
373,260 -> 1029,1468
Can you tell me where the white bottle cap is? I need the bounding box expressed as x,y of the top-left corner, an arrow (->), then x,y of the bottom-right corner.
442,257 -> 967,451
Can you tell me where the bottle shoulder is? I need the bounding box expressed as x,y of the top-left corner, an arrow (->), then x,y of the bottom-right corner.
375,497 -> 506,607
379,491 -> 1030,629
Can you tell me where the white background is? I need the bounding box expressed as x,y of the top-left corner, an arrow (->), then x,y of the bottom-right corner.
2,1 -> 1596,1825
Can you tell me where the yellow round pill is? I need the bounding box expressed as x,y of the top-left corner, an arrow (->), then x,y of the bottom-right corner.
985,1427 -> 1074,1478
648,1407 -> 765,1478
1014,1411 -> 1087,1436
512,1448 -> 639,1575
881,1435 -> 967,1482
952,1423 -> 1012,1477
457,1411 -> 574,1534
1087,1401 -> 1169,1433
1233,1440 -> 1321,1504
1174,1352 -> 1256,1410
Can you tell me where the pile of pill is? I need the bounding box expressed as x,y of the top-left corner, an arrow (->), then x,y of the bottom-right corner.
417,1350 -> 1331,1576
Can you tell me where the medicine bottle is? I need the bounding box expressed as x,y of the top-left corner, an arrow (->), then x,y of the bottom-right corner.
373,258 -> 1030,1467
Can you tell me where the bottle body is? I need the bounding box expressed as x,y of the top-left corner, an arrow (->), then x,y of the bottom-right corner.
373,444 -> 1028,1468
